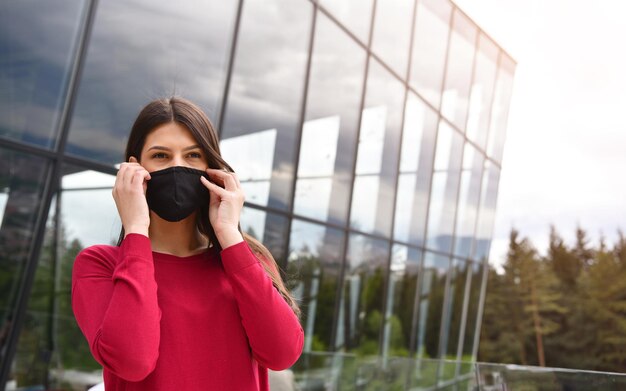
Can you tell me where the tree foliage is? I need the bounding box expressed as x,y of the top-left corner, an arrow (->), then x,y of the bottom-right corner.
479,227 -> 626,373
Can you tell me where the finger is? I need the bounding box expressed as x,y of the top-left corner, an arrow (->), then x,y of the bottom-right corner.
205,168 -> 238,191
200,176 -> 227,198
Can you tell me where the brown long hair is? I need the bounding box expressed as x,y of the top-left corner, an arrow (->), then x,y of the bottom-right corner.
117,96 -> 300,317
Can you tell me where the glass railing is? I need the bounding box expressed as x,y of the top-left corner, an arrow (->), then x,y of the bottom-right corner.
290,353 -> 626,391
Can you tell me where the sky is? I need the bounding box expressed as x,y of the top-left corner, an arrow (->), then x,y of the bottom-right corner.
452,0 -> 626,268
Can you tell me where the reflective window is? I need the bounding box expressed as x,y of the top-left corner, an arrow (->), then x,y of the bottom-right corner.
487,54 -> 515,162
67,0 -> 238,165
473,161 -> 500,262
335,234 -> 389,355
0,0 -> 85,148
393,93 -> 438,246
371,0 -> 415,77
454,143 -> 485,258
220,0 -> 312,210
318,0 -> 374,44
415,251 -> 450,359
426,122 -> 463,253
466,34 -> 498,150
288,219 -> 344,353
382,244 -> 422,358
350,59 -> 404,237
440,10 -> 477,132
462,261 -> 483,364
440,258 -> 469,380
240,207 -> 289,265
294,14 -> 366,225
409,0 -> 452,109
6,163 -> 121,390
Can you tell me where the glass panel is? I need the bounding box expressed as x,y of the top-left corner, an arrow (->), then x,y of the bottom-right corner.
7,163 -> 124,390
294,14 -> 366,225
336,234 -> 389,356
425,122 -> 463,253
240,207 -> 289,266
473,161 -> 500,262
0,150 -> 50,384
371,0 -> 415,77
440,10 -> 477,132
393,93 -> 438,246
487,54 -> 516,162
350,59 -> 404,237
67,0 -> 238,165
466,34 -> 498,150
409,0 -> 452,109
0,0 -> 85,148
461,262 -> 483,365
440,259 -> 469,382
475,362 -> 626,390
415,252 -> 450,360
382,245 -> 422,359
454,143 -> 484,258
288,219 -> 344,353
318,0 -> 374,44
220,0 -> 312,210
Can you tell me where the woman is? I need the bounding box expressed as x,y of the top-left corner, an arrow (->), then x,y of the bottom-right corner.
72,97 -> 304,390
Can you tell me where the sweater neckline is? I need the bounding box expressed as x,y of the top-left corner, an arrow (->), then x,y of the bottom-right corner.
152,246 -> 217,262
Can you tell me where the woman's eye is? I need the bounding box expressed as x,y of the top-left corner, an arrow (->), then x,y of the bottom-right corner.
188,152 -> 202,158
152,152 -> 167,159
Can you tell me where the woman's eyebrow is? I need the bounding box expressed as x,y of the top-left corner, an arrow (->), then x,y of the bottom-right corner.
146,145 -> 201,151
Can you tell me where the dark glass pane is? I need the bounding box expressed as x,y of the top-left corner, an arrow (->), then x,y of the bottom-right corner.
441,259 -> 469,381
350,59 -> 404,237
473,161 -> 500,262
371,0 -> 414,77
11,164 -> 117,389
220,0 -> 312,211
240,207 -> 289,266
415,252 -> 450,360
0,148 -> 51,386
0,0 -> 85,148
67,0 -> 238,165
336,234 -> 389,356
454,143 -> 484,258
426,122 -> 463,253
440,10 -> 477,132
288,219 -> 344,353
487,54 -> 515,163
393,93 -> 438,247
462,261 -> 483,363
318,0 -> 374,44
383,244 -> 422,358
409,0 -> 452,108
466,34 -> 498,150
294,13 -> 366,226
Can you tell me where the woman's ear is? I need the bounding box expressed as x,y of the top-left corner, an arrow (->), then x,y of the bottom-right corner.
129,156 -> 138,163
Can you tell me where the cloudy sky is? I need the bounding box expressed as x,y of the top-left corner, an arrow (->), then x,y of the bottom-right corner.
453,0 -> 626,267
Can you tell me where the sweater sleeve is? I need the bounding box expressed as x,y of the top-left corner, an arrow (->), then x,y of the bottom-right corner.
71,234 -> 161,381
221,241 -> 304,370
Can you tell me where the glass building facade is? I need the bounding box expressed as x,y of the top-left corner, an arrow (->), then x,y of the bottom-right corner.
0,0 -> 515,389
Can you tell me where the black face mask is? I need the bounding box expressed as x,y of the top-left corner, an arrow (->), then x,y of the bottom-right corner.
145,166 -> 209,222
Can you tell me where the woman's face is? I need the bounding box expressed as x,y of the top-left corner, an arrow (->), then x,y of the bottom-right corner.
139,122 -> 208,173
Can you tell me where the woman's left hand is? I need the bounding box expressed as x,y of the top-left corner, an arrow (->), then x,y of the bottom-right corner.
200,168 -> 245,248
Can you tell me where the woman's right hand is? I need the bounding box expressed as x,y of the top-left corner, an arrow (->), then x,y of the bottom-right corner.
112,157 -> 151,237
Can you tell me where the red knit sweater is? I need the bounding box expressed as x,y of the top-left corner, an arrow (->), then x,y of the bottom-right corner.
72,233 -> 304,390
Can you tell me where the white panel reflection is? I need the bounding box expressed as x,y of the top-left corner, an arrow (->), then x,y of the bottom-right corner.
294,116 -> 340,221
351,106 -> 386,232
220,129 -> 276,206
0,192 -> 7,225
355,106 -> 386,175
62,170 -> 116,189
